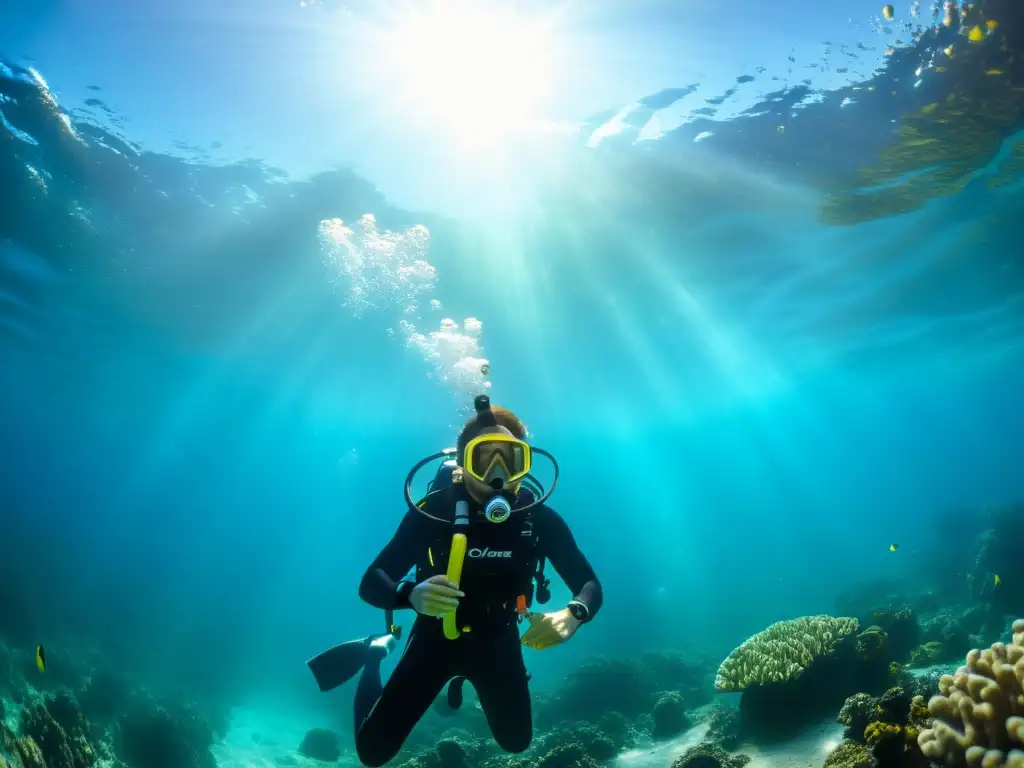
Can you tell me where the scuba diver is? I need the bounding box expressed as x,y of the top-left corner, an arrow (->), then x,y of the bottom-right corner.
306,395 -> 602,767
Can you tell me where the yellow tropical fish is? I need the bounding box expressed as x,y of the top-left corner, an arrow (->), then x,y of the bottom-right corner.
889,544 -> 898,552
944,45 -> 955,57
883,4 -> 895,20
986,19 -> 999,30
35,645 -> 46,673
968,25 -> 984,42
986,68 -> 1004,76
994,574 -> 1001,587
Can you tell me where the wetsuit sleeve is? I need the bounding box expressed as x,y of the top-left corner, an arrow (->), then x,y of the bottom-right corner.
358,509 -> 424,610
539,508 -> 603,620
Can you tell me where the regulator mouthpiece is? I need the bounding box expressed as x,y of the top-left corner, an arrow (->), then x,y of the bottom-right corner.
484,495 -> 512,523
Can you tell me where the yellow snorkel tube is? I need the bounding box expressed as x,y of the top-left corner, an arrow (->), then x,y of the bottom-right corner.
442,479 -> 471,640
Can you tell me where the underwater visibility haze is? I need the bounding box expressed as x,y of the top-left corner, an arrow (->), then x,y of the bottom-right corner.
1,1 -> 1023,768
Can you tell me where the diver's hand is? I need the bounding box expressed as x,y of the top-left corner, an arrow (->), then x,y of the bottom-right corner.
521,608 -> 580,650
411,575 -> 465,617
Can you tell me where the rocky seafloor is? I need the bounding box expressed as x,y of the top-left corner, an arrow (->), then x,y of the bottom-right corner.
2,504 -> 1021,768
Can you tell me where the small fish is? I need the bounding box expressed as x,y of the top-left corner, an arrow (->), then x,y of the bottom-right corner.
994,574 -> 1001,587
35,644 -> 46,673
986,19 -> 998,30
944,44 -> 955,57
889,544 -> 899,552
985,68 -> 1004,76
883,4 -> 895,20
968,25 -> 984,42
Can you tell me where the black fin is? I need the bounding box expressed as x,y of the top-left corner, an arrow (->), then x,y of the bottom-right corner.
433,676 -> 467,717
447,676 -> 466,710
306,638 -> 371,692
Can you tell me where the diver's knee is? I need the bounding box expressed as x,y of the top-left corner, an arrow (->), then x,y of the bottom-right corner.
496,728 -> 532,754
355,731 -> 399,768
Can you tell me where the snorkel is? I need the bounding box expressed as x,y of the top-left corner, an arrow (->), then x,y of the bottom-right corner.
402,396 -> 559,640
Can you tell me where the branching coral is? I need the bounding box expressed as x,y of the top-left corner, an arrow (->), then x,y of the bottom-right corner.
714,616 -> 860,691
917,618 -> 1024,768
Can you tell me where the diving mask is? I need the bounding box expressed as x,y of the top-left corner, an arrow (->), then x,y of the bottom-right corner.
463,433 -> 532,488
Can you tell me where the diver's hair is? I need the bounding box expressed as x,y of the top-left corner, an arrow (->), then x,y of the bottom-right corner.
456,405 -> 527,461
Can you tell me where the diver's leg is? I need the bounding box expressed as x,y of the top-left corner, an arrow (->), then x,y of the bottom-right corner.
352,635 -> 397,732
355,625 -> 451,768
466,629 -> 532,753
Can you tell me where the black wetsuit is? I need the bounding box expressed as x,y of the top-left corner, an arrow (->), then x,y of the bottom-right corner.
354,487 -> 602,767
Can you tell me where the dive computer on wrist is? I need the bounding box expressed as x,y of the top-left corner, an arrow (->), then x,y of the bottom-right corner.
567,600 -> 590,623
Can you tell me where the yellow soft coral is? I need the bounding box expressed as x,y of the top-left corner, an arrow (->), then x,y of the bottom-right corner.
917,618 -> 1024,768
865,721 -> 902,746
714,615 -> 860,692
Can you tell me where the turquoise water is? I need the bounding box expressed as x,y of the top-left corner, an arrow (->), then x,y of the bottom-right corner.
1,0 -> 1023,765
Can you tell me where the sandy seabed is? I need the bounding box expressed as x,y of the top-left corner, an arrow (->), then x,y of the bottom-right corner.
615,720 -> 847,768
214,708 -> 848,768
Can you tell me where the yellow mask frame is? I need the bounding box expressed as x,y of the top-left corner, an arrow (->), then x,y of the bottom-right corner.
462,433 -> 532,486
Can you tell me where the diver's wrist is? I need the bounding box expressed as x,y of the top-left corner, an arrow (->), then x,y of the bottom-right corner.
567,599 -> 590,624
396,580 -> 415,609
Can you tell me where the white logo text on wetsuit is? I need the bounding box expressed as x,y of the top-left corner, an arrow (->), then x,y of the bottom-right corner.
467,547 -> 513,559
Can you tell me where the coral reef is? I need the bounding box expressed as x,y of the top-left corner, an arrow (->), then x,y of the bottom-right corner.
0,721 -> 47,768
113,693 -> 216,768
532,722 -> 619,763
651,693 -> 689,740
865,608 -> 921,663
856,626 -> 889,664
917,618 -> 1024,768
640,651 -> 713,710
536,650 -> 710,730
714,616 -> 860,691
701,703 -> 742,752
19,694 -> 95,768
298,728 -> 341,762
908,641 -> 950,668
919,611 -> 973,661
535,657 -> 654,727
838,692 -> 877,742
969,507 -> 1024,620
78,669 -> 133,735
835,685 -> 933,768
823,741 -> 874,768
594,712 -> 632,752
535,743 -> 598,768
715,615 -> 862,742
670,742 -> 750,768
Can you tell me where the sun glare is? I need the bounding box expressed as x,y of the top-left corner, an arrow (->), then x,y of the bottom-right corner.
374,3 -> 556,147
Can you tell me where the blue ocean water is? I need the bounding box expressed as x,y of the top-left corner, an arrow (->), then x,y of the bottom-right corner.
1,1 -> 1023,766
